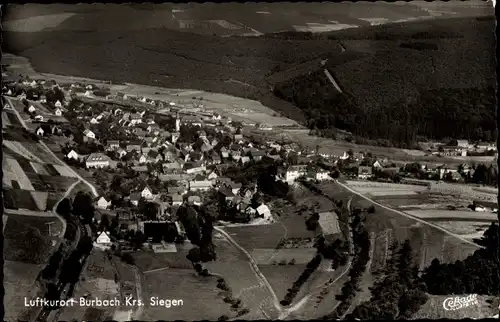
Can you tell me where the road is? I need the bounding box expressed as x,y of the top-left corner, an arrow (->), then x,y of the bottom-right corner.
213,226 -> 283,316
335,180 -> 483,249
131,267 -> 144,320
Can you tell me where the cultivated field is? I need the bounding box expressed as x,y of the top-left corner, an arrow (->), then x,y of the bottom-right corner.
258,264 -> 307,301
251,248 -> 316,265
429,221 -> 491,235
141,269 -> 235,321
224,223 -> 285,250
405,209 -> 497,222
132,243 -> 195,272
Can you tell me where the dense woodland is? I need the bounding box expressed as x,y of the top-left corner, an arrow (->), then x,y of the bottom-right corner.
274,71 -> 496,147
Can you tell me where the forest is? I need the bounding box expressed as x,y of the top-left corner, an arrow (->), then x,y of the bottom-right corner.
273,71 -> 496,148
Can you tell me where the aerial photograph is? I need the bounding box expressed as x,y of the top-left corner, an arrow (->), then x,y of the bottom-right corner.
1,2 -> 498,321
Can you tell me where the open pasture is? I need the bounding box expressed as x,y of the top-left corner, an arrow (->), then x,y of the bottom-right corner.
141,269 -> 234,321
132,244 -> 194,273
224,223 -> 285,250
4,157 -> 35,190
4,284 -> 36,321
251,248 -> 316,265
4,214 -> 57,264
4,189 -> 39,210
4,260 -> 43,286
258,264 -> 307,302
405,209 -> 497,222
430,221 -> 491,235
25,173 -> 78,193
4,140 -> 45,163
30,161 -> 50,175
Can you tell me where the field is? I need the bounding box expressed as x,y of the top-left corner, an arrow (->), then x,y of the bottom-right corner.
4,283 -> 39,321
258,264 -> 308,301
4,260 -> 44,286
345,180 -> 429,195
405,209 -> 497,222
141,269 -> 235,321
4,213 -> 61,264
204,236 -> 275,318
132,243 -> 194,272
4,157 -> 35,190
251,248 -> 316,265
224,223 -> 285,250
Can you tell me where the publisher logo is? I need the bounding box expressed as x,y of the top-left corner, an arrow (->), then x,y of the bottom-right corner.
442,294 -> 479,311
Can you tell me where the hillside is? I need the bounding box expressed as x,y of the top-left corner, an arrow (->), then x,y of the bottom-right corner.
3,16 -> 496,146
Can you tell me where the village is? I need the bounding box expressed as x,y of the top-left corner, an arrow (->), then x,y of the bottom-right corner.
2,77 -> 499,253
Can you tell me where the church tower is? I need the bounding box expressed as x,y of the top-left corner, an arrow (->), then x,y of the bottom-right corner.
175,112 -> 180,132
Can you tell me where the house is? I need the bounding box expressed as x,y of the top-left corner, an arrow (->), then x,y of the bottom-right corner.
373,161 -> 383,169
107,140 -> 120,150
318,212 -> 341,237
184,162 -> 206,174
141,186 -> 154,200
240,156 -> 251,165
54,107 -> 63,116
96,231 -> 112,245
187,195 -> 202,206
129,193 -> 141,206
83,129 -> 96,139
126,144 -> 142,153
250,150 -> 266,161
117,148 -> 127,159
34,115 -> 44,122
36,127 -> 45,136
66,150 -> 79,160
358,166 -> 373,179
256,204 -> 272,220
207,171 -> 218,181
189,180 -> 213,191
55,100 -> 62,108
315,169 -> 330,181
220,147 -> 230,159
86,153 -> 111,168
28,105 -> 36,113
218,186 -> 235,203
97,196 -> 111,210
285,165 -> 308,184
171,194 -> 183,206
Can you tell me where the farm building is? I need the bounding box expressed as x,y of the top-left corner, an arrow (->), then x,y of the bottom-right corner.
86,153 -> 111,168
97,196 -> 111,210
318,211 -> 341,237
66,150 -> 79,160
358,166 -> 373,179
256,204 -> 272,220
96,231 -> 112,245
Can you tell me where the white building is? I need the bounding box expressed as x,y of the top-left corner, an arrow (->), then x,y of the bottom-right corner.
83,129 -> 96,139
34,115 -> 44,122
188,180 -> 213,191
96,231 -> 112,245
54,108 -> 63,116
55,100 -> 62,108
28,105 -> 36,113
97,196 -> 111,210
315,170 -> 330,181
285,165 -> 307,184
67,150 -> 79,160
86,153 -> 111,168
141,186 -> 154,200
36,127 -> 45,136
256,204 -> 272,220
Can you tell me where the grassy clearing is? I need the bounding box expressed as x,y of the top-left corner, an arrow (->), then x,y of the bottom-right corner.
132,244 -> 194,273
4,260 -> 43,285
405,209 -> 497,222
4,284 -> 36,321
251,248 -> 316,265
430,221 -> 491,235
224,223 -> 285,250
258,264 -> 307,302
141,269 -> 234,321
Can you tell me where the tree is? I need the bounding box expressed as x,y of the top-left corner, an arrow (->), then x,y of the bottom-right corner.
100,214 -> 110,231
56,198 -> 72,217
121,253 -> 135,265
72,192 -> 95,224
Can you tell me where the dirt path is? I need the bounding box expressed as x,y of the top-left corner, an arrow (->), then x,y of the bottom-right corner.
214,227 -> 282,313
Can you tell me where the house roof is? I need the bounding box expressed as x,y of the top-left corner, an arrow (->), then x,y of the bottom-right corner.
256,204 -> 271,215
87,153 -> 111,162
218,186 -> 235,197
